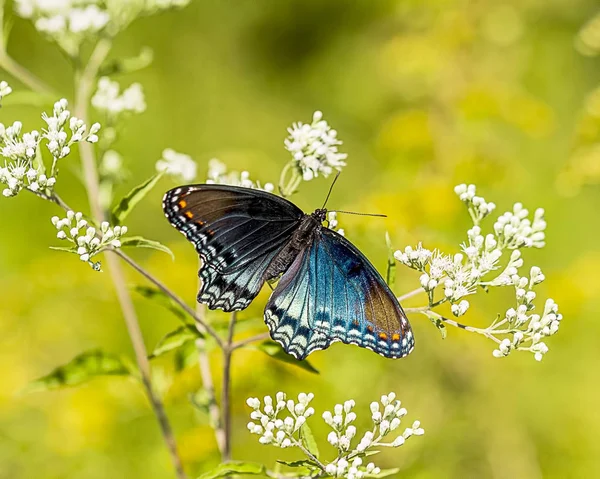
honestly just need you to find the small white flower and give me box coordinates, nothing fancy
[285,111,347,181]
[156,148,197,182]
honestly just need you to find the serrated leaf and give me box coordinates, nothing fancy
[120,236,174,259]
[385,231,396,287]
[257,341,319,374]
[372,468,401,478]
[26,350,131,392]
[197,461,268,479]
[111,173,162,224]
[133,285,188,322]
[149,325,202,359]
[300,423,320,460]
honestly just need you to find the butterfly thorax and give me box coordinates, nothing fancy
[264,210,325,280]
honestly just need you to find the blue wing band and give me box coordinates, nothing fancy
[265,227,414,359]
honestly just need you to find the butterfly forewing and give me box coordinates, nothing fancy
[163,185,303,311]
[265,227,414,359]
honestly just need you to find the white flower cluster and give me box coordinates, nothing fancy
[395,184,561,361]
[454,183,496,224]
[285,111,347,181]
[0,161,56,197]
[492,269,562,361]
[327,211,345,237]
[205,158,274,192]
[0,81,12,106]
[395,185,548,318]
[493,204,546,249]
[51,212,127,270]
[323,393,422,479]
[156,148,197,182]
[16,1,110,56]
[16,1,191,56]
[92,78,146,119]
[0,98,98,198]
[42,99,100,159]
[247,392,423,479]
[246,392,315,448]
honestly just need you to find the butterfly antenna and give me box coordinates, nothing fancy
[330,210,387,218]
[322,171,341,209]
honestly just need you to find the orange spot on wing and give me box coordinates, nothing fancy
[392,333,401,341]
[367,326,374,333]
[185,211,194,219]
[378,333,388,341]
[178,200,187,208]
[196,220,205,226]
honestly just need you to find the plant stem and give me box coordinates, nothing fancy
[114,250,224,349]
[194,262,225,457]
[231,332,270,351]
[73,39,186,479]
[422,310,502,344]
[221,312,237,461]
[397,287,425,302]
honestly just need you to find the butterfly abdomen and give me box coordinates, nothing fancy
[264,214,320,280]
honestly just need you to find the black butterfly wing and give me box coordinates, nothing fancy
[163,185,303,312]
[265,227,414,359]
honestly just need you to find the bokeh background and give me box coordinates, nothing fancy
[1,1,600,478]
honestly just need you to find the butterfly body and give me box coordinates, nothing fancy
[163,184,414,359]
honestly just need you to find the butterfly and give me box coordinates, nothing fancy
[162,184,414,360]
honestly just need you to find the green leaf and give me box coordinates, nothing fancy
[26,350,131,392]
[424,312,447,339]
[257,341,319,374]
[276,460,319,469]
[300,423,320,459]
[49,246,77,253]
[133,285,187,322]
[149,325,202,359]
[99,46,154,76]
[385,231,396,287]
[372,469,401,478]
[121,236,174,259]
[197,461,268,479]
[2,90,55,108]
[32,145,46,175]
[111,172,162,224]
[174,340,199,371]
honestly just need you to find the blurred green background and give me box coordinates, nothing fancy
[1,0,600,478]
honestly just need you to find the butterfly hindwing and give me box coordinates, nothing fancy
[163,185,303,312]
[265,227,414,359]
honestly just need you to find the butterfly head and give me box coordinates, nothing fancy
[311,208,327,224]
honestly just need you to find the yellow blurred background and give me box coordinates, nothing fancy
[1,1,599,478]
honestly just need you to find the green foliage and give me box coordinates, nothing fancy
[300,423,320,459]
[26,350,132,392]
[111,173,162,224]
[133,285,188,322]
[120,236,174,259]
[197,461,268,479]
[149,325,202,359]
[257,340,319,374]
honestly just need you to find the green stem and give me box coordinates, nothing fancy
[73,38,187,479]
[221,312,237,461]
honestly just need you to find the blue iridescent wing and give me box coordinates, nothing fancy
[163,185,303,311]
[265,227,414,359]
